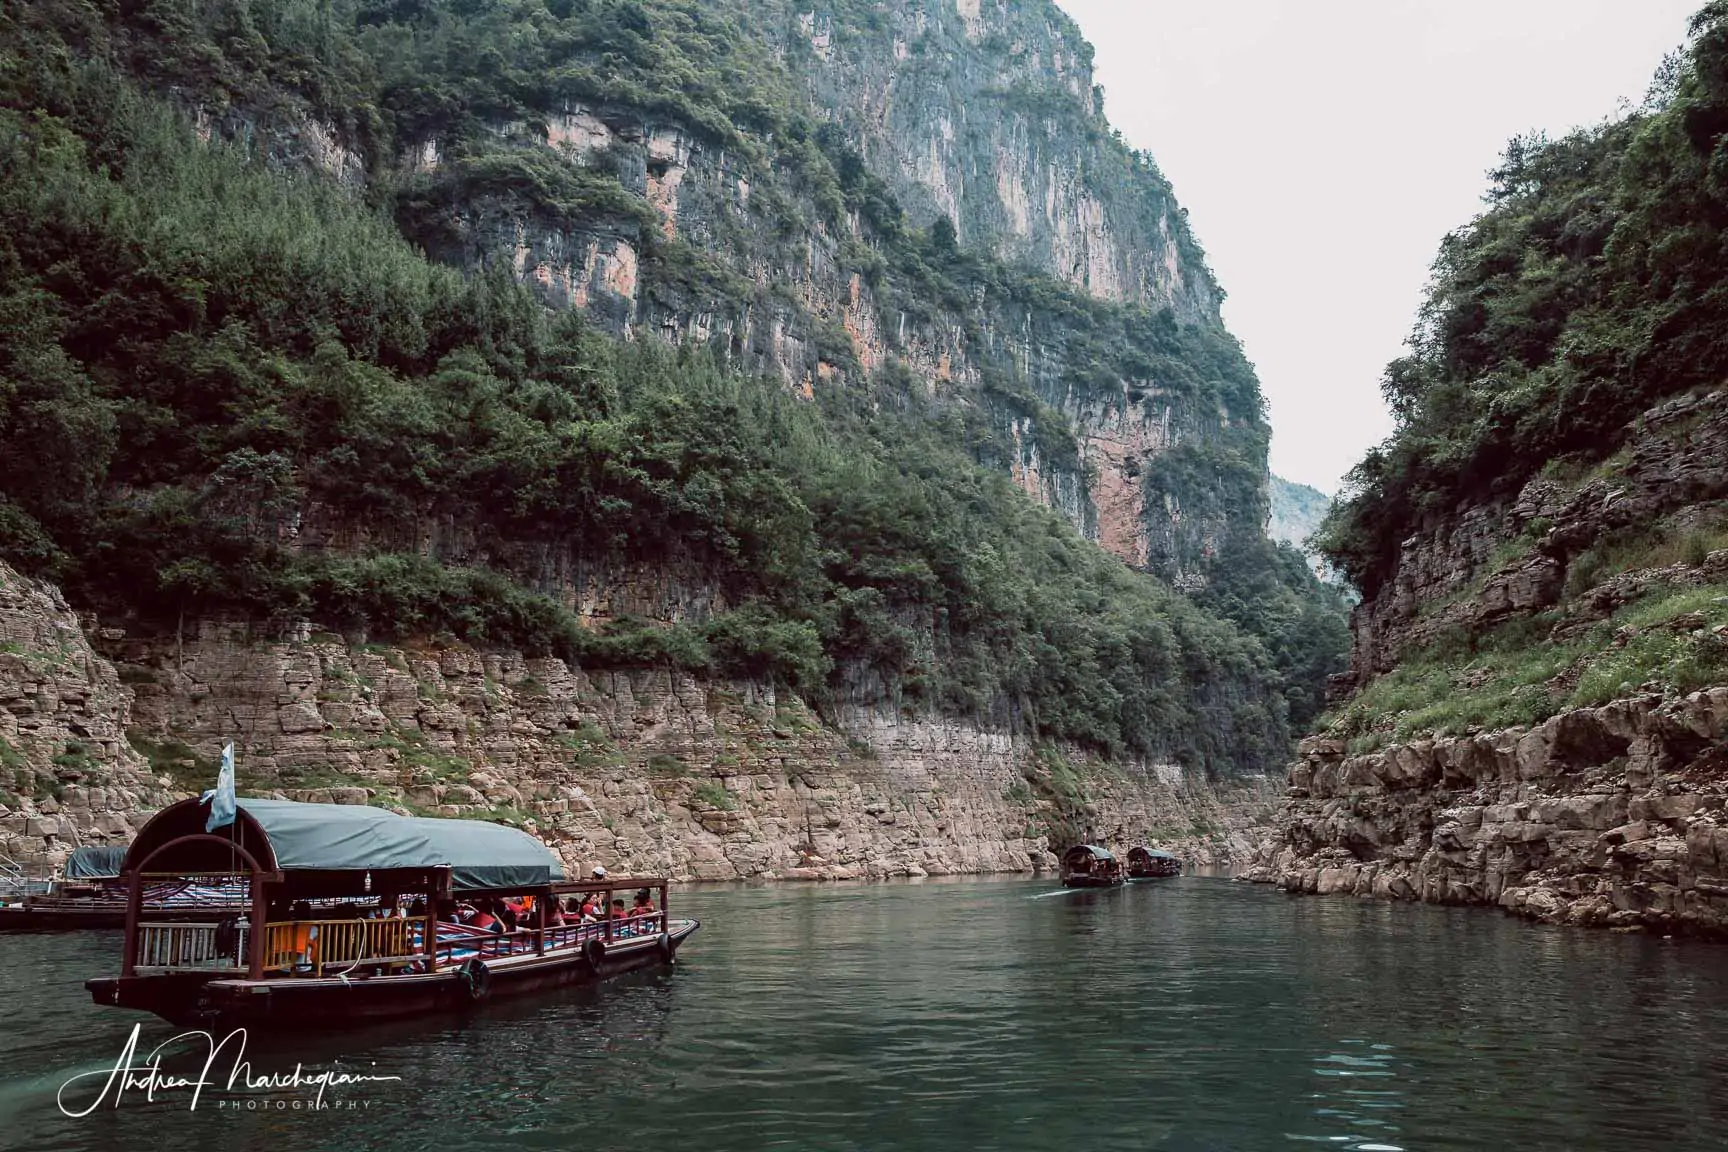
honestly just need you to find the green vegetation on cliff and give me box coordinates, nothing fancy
[1319,3,1728,596]
[0,0,1342,774]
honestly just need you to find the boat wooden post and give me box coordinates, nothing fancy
[247,870,267,978]
[423,868,446,970]
[121,869,141,977]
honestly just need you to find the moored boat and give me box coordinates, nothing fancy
[1126,846,1181,880]
[85,797,697,1028]
[0,845,250,931]
[1060,844,1126,888]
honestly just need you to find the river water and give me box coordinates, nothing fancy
[2,876,1726,1151]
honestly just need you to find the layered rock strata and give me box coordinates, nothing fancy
[0,568,174,867]
[1346,388,1728,684]
[1,559,1273,878]
[1251,691,1728,938]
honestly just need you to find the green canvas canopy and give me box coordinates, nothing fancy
[125,797,565,892]
[65,845,127,879]
[1063,844,1116,863]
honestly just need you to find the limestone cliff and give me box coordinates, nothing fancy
[0,559,1274,876]
[0,566,173,868]
[1252,691,1728,939]
[1254,387,1728,933]
[360,0,1267,584]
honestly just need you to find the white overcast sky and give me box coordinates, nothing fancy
[1056,0,1700,494]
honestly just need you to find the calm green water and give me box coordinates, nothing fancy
[2,876,1727,1151]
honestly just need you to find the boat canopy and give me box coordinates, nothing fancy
[65,845,127,879]
[123,797,565,892]
[1127,846,1176,862]
[1063,844,1117,864]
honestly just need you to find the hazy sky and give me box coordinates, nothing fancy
[1055,0,1700,494]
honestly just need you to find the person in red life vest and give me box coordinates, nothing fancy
[631,889,657,931]
[609,898,629,935]
[469,903,501,933]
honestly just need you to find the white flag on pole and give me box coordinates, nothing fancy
[203,742,236,833]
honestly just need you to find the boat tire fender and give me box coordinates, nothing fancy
[459,958,491,1001]
[584,937,606,969]
[657,932,674,964]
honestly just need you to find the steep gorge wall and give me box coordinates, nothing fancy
[364,0,1261,583]
[786,0,1214,317]
[0,561,1275,876]
[0,568,174,866]
[1340,388,1728,685]
[1255,388,1728,932]
[1250,691,1728,938]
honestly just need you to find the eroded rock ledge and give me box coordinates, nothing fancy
[0,560,1275,878]
[1247,689,1728,937]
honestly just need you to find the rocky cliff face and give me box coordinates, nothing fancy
[1343,389,1728,686]
[0,560,1274,876]
[0,567,173,868]
[1257,387,1728,932]
[1251,690,1728,938]
[372,0,1263,585]
[787,0,1215,318]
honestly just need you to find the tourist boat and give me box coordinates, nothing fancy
[0,845,250,931]
[1060,844,1126,888]
[84,797,699,1029]
[1126,846,1181,880]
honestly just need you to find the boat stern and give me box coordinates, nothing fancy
[86,973,220,1025]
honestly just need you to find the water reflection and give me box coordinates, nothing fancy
[3,878,1728,1151]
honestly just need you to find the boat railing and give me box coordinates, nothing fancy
[135,921,251,974]
[260,916,430,977]
[131,909,675,978]
[0,853,51,900]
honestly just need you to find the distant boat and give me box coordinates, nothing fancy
[0,845,248,931]
[1126,846,1181,880]
[1060,844,1126,888]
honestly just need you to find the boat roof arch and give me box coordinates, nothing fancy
[1063,844,1117,863]
[123,797,565,891]
[1127,846,1176,861]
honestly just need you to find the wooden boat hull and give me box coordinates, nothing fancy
[1126,873,1179,882]
[86,919,700,1029]
[0,904,126,931]
[1061,875,1125,888]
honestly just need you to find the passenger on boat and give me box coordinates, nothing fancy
[580,894,604,922]
[469,903,502,933]
[632,889,657,927]
[290,900,319,973]
[610,898,630,935]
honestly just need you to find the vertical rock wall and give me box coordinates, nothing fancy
[0,556,1278,876]
[0,566,173,869]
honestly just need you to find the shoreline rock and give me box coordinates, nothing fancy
[1245,689,1728,938]
[0,560,1275,880]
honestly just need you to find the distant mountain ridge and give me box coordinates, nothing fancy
[1267,476,1332,576]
